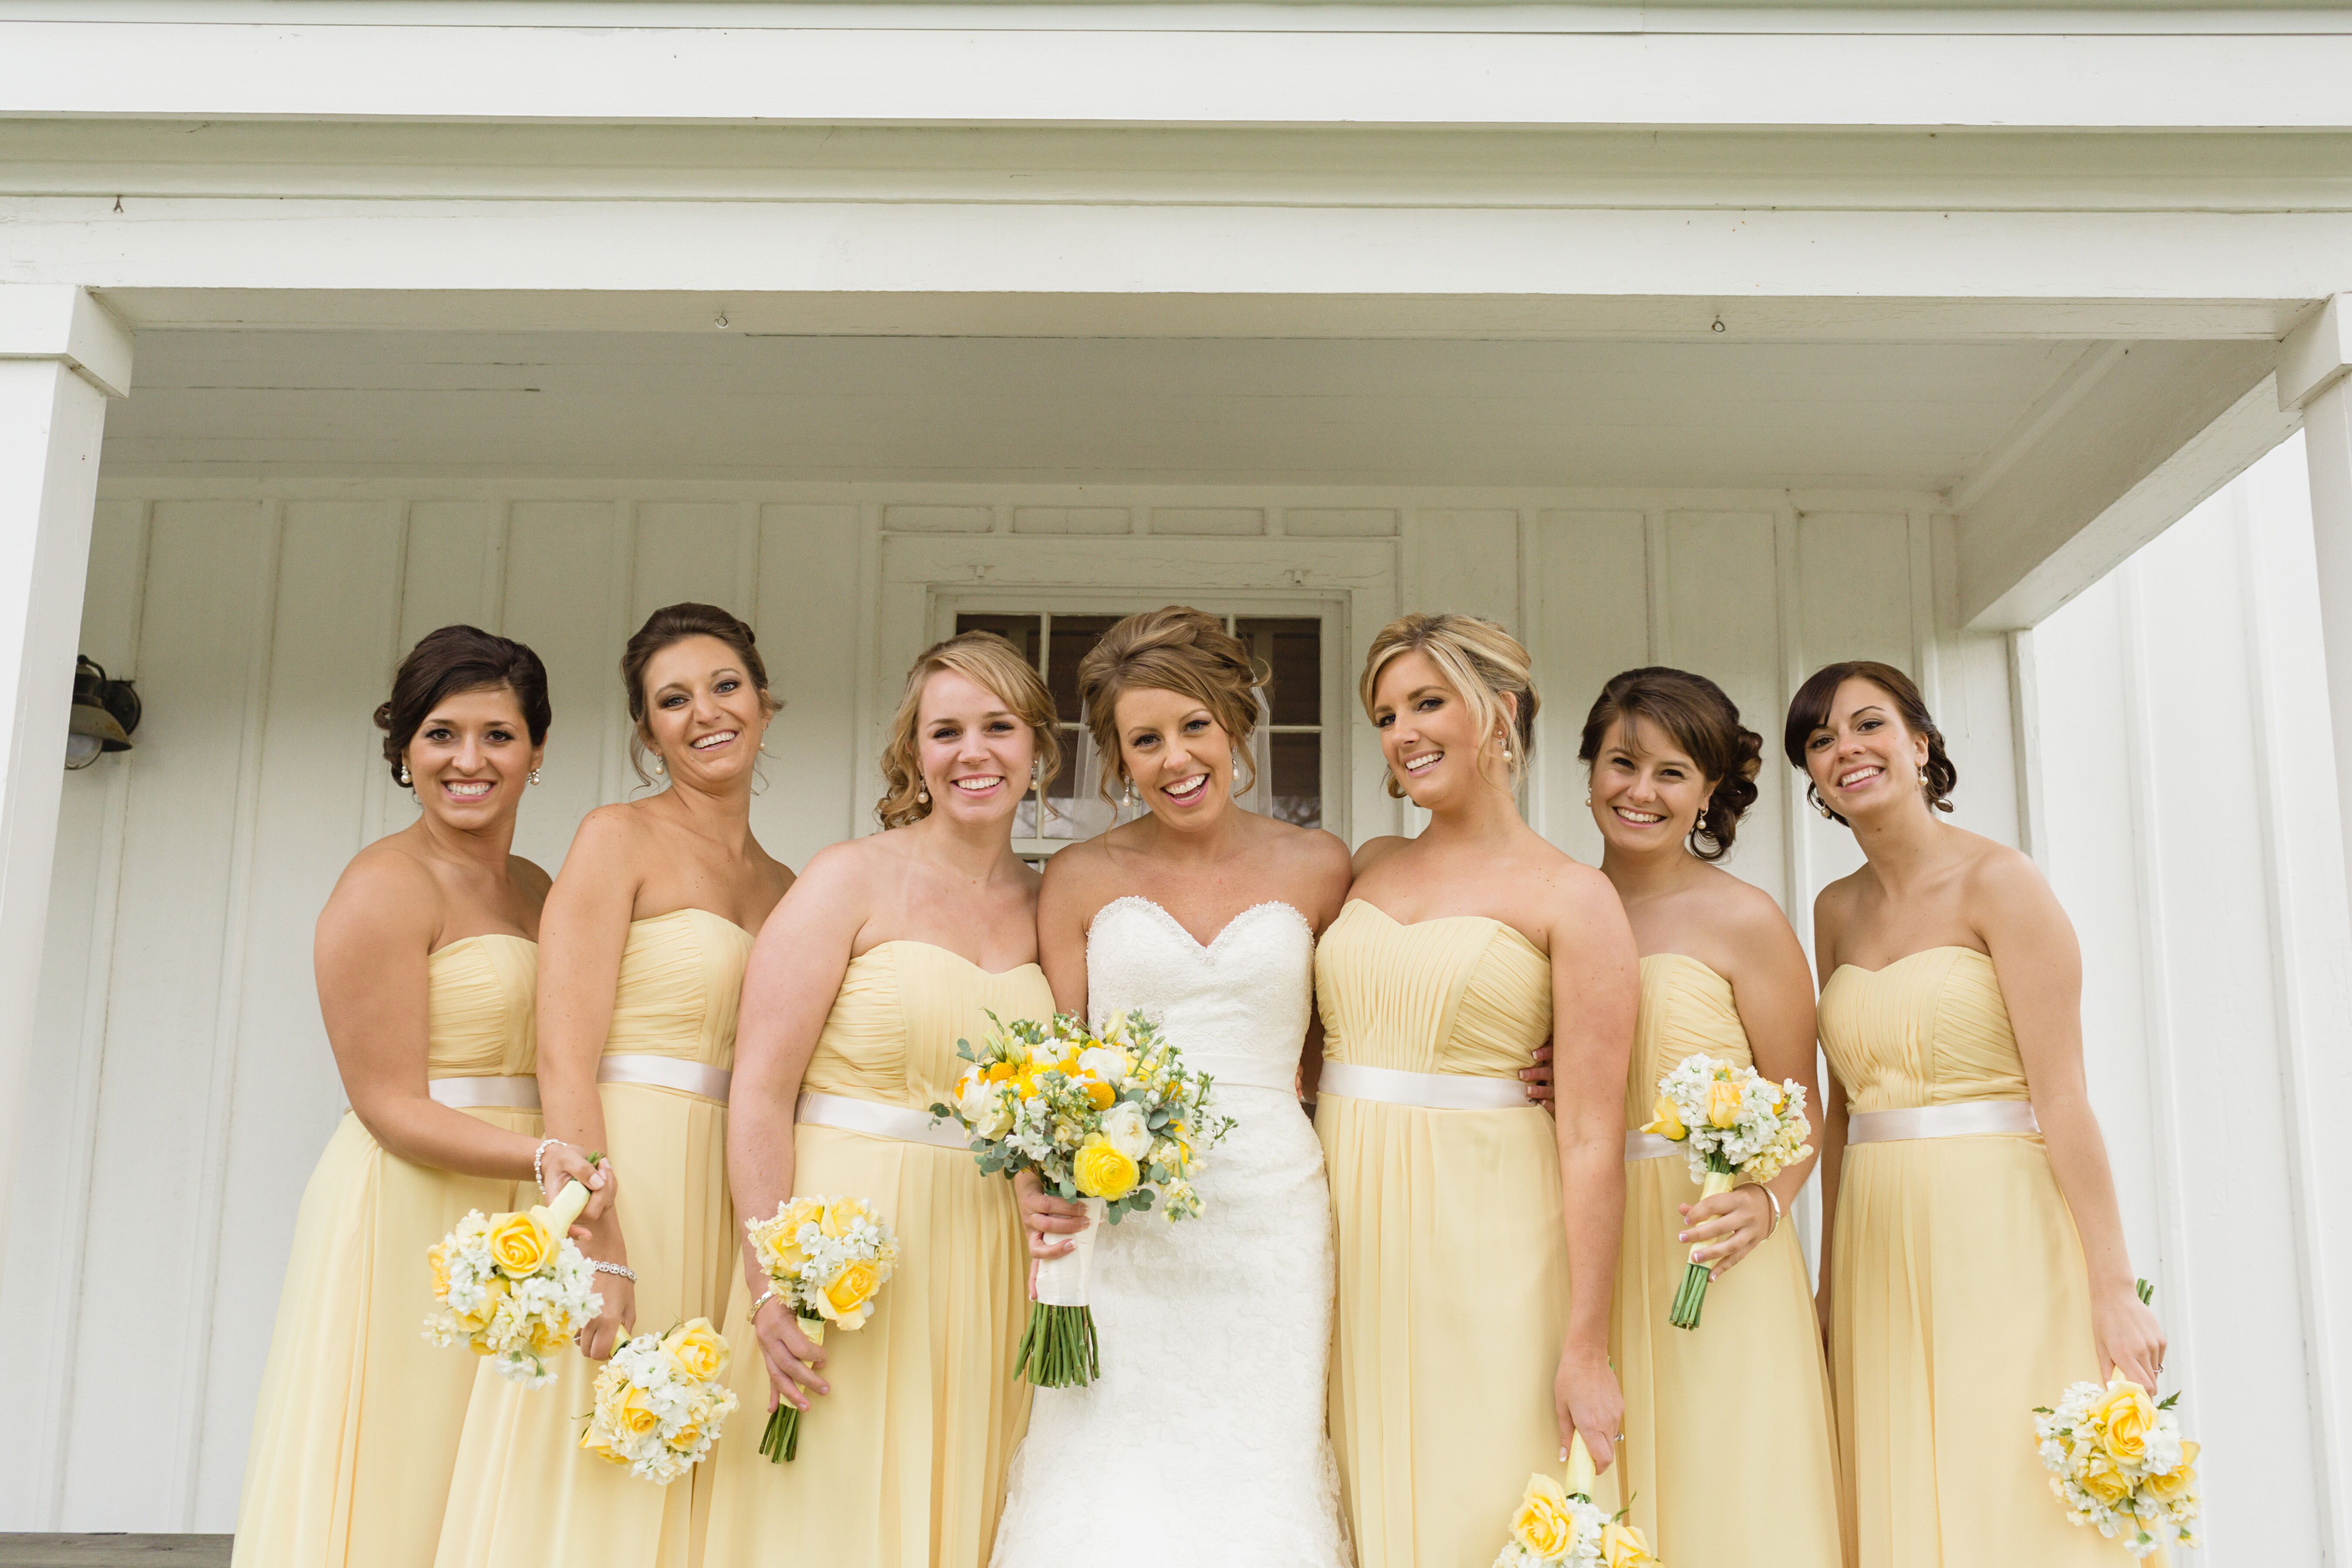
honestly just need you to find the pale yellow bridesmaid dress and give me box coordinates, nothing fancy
[1821,946,2114,1568]
[703,943,1048,1568]
[435,908,747,1568]
[233,935,539,1568]
[1611,953,1842,1565]
[1315,900,1618,1568]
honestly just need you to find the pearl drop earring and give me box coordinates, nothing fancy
[397,762,411,787]
[917,782,930,805]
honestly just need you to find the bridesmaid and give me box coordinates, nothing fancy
[235,626,605,1568]
[1316,612,1640,1568]
[703,632,1057,1568]
[436,603,791,1568]
[1793,659,2164,1567]
[1581,667,1842,1565]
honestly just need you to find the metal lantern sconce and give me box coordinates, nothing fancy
[65,656,140,770]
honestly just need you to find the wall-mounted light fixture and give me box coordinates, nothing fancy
[65,656,139,770]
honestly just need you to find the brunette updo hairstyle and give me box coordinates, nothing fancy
[875,631,1062,830]
[1076,607,1265,803]
[1577,667,1761,861]
[374,624,551,784]
[1781,659,1957,825]
[1358,612,1538,799]
[619,602,776,784]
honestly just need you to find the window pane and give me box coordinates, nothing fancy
[955,613,1041,668]
[1238,616,1322,727]
[1045,615,1122,725]
[1267,731,1321,828]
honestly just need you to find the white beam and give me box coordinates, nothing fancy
[0,284,129,1277]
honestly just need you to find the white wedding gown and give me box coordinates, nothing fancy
[991,896,1353,1567]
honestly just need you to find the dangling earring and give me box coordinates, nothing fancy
[528,767,542,786]
[1500,729,1513,762]
[651,754,666,777]
[1121,776,1139,809]
[397,762,411,787]
[1031,760,1044,788]
[917,782,930,805]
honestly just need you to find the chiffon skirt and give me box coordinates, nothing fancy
[1612,1156,1842,1566]
[232,1107,536,1568]
[1317,1097,1619,1568]
[1832,1132,2119,1568]
[434,1082,733,1568]
[703,1124,1031,1568]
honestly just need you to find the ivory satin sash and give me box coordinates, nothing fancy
[598,1053,732,1105]
[1316,1059,1531,1112]
[1845,1100,2039,1144]
[1185,1052,1301,1093]
[795,1091,970,1152]
[1624,1131,1680,1161]
[428,1075,541,1111]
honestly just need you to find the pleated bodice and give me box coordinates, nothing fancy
[801,941,1054,1112]
[425,934,537,1079]
[604,907,751,1067]
[1818,945,2029,1112]
[1316,899,1550,1078]
[1622,953,1749,1123]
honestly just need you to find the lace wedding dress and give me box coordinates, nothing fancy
[990,897,1353,1567]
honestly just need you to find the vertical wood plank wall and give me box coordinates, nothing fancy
[2,478,2008,1530]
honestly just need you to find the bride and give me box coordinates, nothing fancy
[990,606,1355,1567]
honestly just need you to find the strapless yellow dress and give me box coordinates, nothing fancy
[1315,900,1616,1568]
[232,935,539,1568]
[1611,953,1842,1565]
[703,943,1050,1568]
[1821,946,2112,1568]
[435,909,748,1568]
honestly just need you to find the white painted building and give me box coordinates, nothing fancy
[1,3,2349,1559]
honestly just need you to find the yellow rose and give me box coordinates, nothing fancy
[821,1197,873,1239]
[1640,1096,1687,1142]
[1601,1519,1658,1568]
[2080,1455,2132,1508]
[528,1318,572,1356]
[670,1424,702,1450]
[456,1275,509,1332]
[822,1259,883,1321]
[778,1196,825,1233]
[486,1210,554,1278]
[1073,1137,1140,1201]
[1705,1076,1743,1130]
[2091,1379,2158,1465]
[663,1318,730,1382]
[621,1386,663,1437]
[1511,1474,1578,1559]
[427,1240,453,1300]
[2145,1442,2199,1503]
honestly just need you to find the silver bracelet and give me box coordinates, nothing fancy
[591,1259,637,1282]
[1760,1184,1784,1236]
[749,1287,781,1321]
[532,1137,561,1199]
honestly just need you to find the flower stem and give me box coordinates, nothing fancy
[1669,1261,1712,1330]
[760,1402,802,1463]
[1015,1303,1100,1387]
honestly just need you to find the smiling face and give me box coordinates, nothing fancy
[913,668,1036,829]
[1803,676,1932,823]
[639,633,771,790]
[1112,685,1237,829]
[1370,649,1514,810]
[404,684,541,834]
[1588,716,1713,857]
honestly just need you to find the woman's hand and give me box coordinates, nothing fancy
[752,1294,830,1413]
[1521,1041,1555,1111]
[1554,1342,1626,1474]
[1678,1184,1774,1280]
[580,1272,635,1360]
[2092,1283,2166,1390]
[1016,1169,1088,1261]
[538,1143,615,1223]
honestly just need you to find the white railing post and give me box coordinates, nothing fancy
[0,286,132,1274]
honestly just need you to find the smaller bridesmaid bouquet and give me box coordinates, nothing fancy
[1643,1054,1811,1331]
[422,1178,602,1387]
[1491,1435,1658,1568]
[931,1009,1231,1389]
[580,1319,740,1484]
[2032,1294,2200,1558]
[744,1194,900,1462]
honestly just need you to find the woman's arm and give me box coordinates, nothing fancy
[535,807,645,1356]
[1547,866,1640,1471]
[1016,848,1099,1263]
[1678,890,1822,1279]
[1807,886,1847,1342]
[1975,850,2165,1387]
[728,845,865,1416]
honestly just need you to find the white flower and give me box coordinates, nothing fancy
[1101,1100,1152,1160]
[957,1075,1013,1139]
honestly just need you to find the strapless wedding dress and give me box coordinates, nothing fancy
[990,897,1352,1567]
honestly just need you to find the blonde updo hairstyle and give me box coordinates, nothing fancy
[1359,612,1538,799]
[1075,607,1265,804]
[875,631,1062,830]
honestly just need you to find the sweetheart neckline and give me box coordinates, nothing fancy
[1089,894,1314,954]
[1828,944,1991,980]
[854,939,1047,980]
[1337,898,1545,959]
[428,931,537,961]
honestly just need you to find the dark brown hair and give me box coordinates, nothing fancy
[1578,667,1761,861]
[375,625,551,784]
[1782,659,1957,825]
[1076,607,1264,803]
[620,602,775,784]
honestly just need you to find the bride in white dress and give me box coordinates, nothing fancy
[991,608,1356,1568]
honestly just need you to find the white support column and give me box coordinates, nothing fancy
[0,286,131,1271]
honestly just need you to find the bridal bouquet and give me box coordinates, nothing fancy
[931,1008,1232,1388]
[744,1194,900,1462]
[422,1178,601,1387]
[2031,1287,2200,1558]
[1641,1053,1811,1330]
[1491,1435,1657,1568]
[579,1318,740,1484]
